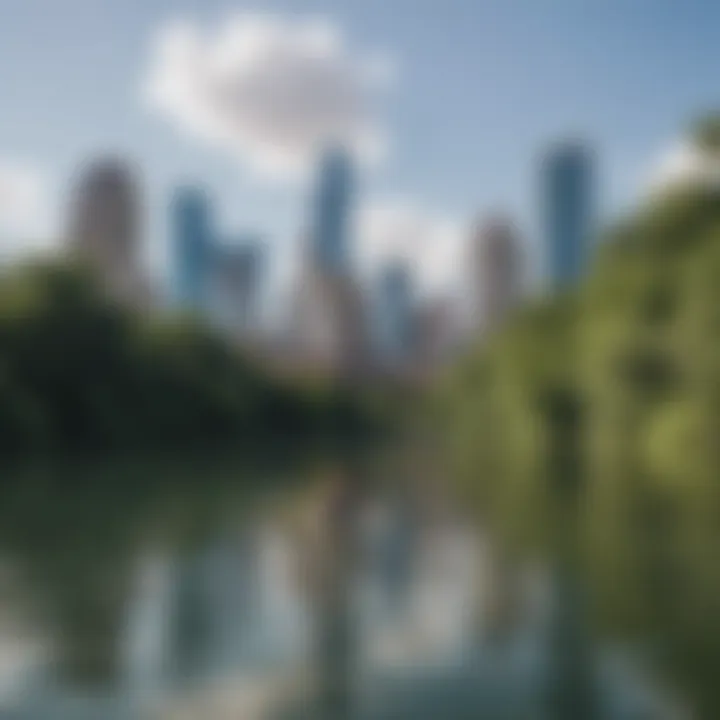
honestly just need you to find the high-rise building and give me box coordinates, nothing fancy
[67,157,147,306]
[289,252,369,379]
[542,142,594,288]
[284,147,366,378]
[172,186,213,312]
[210,238,263,341]
[472,215,522,334]
[375,263,414,367]
[414,298,457,374]
[311,147,354,274]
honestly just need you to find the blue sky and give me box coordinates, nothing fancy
[0,0,718,295]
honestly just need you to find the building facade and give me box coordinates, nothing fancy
[289,254,369,379]
[210,239,263,342]
[67,157,147,306]
[542,142,594,288]
[311,148,354,274]
[284,147,368,378]
[172,186,213,313]
[375,263,414,368]
[472,215,522,334]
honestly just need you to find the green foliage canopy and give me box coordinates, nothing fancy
[442,160,720,716]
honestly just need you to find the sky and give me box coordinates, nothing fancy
[0,0,718,300]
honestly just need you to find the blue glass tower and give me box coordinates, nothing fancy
[172,186,213,311]
[211,236,264,334]
[311,147,354,273]
[542,142,594,288]
[376,263,413,364]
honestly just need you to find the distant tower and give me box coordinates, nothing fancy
[311,148,354,274]
[172,186,214,312]
[376,263,414,367]
[542,142,594,288]
[290,229,369,380]
[414,298,457,373]
[288,147,366,378]
[210,238,263,341]
[472,215,522,334]
[67,157,146,306]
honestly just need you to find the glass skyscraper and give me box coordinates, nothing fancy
[376,263,413,365]
[211,238,263,336]
[172,186,213,311]
[542,142,594,288]
[311,147,354,273]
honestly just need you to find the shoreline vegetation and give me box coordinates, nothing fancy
[0,260,392,463]
[443,122,720,717]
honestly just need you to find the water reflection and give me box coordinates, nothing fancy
[0,454,685,719]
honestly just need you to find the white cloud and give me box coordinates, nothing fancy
[357,199,466,297]
[143,13,394,181]
[0,162,55,261]
[646,139,720,195]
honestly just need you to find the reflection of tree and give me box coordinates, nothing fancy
[310,465,364,720]
[541,388,598,720]
[0,455,302,688]
[0,466,141,684]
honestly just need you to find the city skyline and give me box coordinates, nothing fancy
[1,0,719,301]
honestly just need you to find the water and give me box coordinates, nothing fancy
[0,453,683,719]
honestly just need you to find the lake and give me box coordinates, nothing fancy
[0,449,684,719]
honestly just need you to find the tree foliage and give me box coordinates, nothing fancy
[443,143,720,716]
[0,261,381,458]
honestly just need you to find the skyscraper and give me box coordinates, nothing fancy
[210,238,263,341]
[172,186,213,312]
[542,142,594,288]
[376,263,413,367]
[414,298,457,374]
[67,156,147,306]
[290,253,369,379]
[311,147,354,273]
[286,147,367,377]
[472,215,522,334]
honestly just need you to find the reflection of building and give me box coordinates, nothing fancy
[67,157,148,306]
[172,186,213,312]
[375,263,414,368]
[472,215,522,334]
[542,142,594,288]
[210,239,263,342]
[311,148,354,274]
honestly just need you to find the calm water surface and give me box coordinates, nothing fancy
[0,451,682,719]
